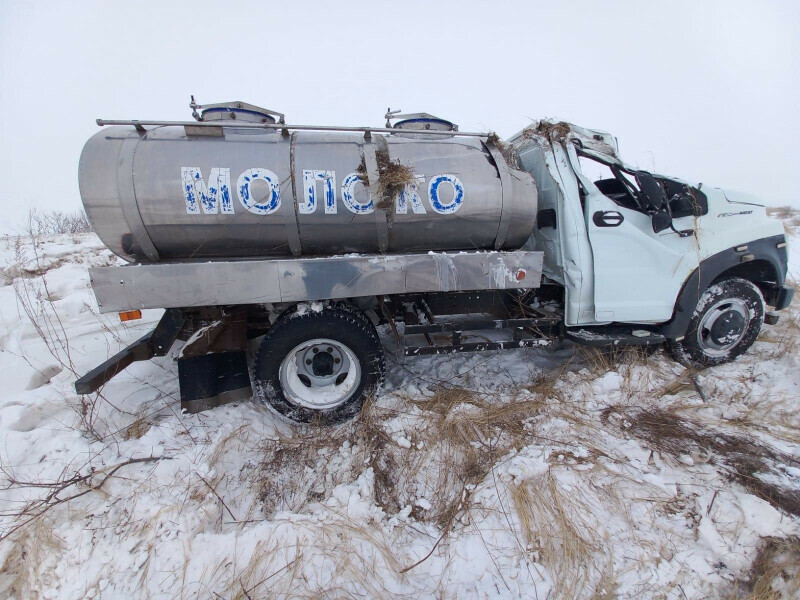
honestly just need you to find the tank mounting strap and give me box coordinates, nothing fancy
[362,142,389,252]
[117,135,160,261]
[285,132,303,256]
[483,139,513,250]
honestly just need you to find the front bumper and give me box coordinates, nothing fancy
[774,284,795,311]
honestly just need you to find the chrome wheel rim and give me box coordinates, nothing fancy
[696,298,750,357]
[279,338,361,410]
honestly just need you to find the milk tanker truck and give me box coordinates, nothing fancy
[74,100,794,423]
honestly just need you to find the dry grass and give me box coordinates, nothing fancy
[122,410,153,440]
[356,150,416,211]
[729,536,800,599]
[522,120,572,142]
[487,132,520,168]
[0,518,64,599]
[510,472,612,600]
[766,206,800,234]
[251,383,547,533]
[614,407,800,517]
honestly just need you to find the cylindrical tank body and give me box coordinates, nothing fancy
[79,125,537,262]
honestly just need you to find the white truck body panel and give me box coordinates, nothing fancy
[511,121,786,326]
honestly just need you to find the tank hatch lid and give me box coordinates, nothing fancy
[190,97,285,124]
[385,109,458,132]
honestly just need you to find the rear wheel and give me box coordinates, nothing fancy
[253,305,385,424]
[669,277,764,367]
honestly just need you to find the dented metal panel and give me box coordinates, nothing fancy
[507,120,620,159]
[89,251,544,313]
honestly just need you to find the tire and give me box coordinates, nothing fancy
[669,277,764,367]
[253,305,385,424]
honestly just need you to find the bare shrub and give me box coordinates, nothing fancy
[11,237,75,375]
[8,216,118,439]
[26,208,93,236]
[0,456,161,541]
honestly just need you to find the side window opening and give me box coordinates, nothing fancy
[576,154,643,212]
[577,151,708,218]
[659,178,708,217]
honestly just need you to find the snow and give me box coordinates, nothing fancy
[0,221,797,599]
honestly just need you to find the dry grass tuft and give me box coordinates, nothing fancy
[257,428,348,515]
[251,384,546,531]
[406,387,544,525]
[766,206,800,234]
[356,150,416,211]
[578,346,656,372]
[0,518,64,599]
[510,472,608,600]
[616,407,800,517]
[487,132,520,168]
[766,206,797,220]
[122,412,152,440]
[522,120,572,142]
[729,536,800,599]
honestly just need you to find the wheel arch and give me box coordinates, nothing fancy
[660,235,786,339]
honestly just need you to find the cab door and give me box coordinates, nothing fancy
[567,146,699,324]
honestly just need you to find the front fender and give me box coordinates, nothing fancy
[660,234,788,339]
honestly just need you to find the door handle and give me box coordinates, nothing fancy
[593,210,624,227]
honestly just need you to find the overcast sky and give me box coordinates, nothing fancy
[1,0,798,233]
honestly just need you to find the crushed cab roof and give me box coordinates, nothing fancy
[507,120,620,159]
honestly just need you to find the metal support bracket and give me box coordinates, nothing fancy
[74,309,186,394]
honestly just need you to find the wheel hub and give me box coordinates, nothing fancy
[279,338,361,410]
[311,351,334,377]
[708,310,746,346]
[696,298,751,357]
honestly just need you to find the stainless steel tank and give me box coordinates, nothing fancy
[79,104,537,262]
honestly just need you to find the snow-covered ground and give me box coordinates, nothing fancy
[0,215,798,600]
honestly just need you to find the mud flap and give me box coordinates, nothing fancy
[178,351,252,414]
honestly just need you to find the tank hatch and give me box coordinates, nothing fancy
[385,109,458,132]
[190,97,285,124]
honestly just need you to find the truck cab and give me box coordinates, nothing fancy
[510,121,792,364]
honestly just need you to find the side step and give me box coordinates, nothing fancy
[565,326,665,348]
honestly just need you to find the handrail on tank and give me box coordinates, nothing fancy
[95,119,491,138]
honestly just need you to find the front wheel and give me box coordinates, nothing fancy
[669,277,764,367]
[253,305,385,424]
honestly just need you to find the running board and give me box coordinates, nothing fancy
[565,327,665,348]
